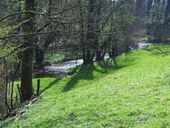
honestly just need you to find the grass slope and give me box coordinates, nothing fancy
[1,44,170,128]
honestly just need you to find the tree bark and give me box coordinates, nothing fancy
[35,46,44,67]
[21,0,35,102]
[0,64,5,117]
[165,0,170,23]
[83,0,96,64]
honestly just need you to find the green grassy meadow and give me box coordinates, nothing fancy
[1,44,170,128]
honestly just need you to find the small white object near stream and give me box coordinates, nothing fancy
[137,42,150,49]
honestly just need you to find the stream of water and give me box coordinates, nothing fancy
[36,42,150,77]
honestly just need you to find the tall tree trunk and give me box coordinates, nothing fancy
[21,0,35,102]
[35,0,53,67]
[163,0,170,41]
[0,64,5,117]
[147,0,153,36]
[95,0,104,61]
[96,51,102,61]
[78,0,86,63]
[165,0,170,23]
[83,0,96,64]
[35,46,44,67]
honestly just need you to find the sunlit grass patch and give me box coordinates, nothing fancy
[1,44,170,128]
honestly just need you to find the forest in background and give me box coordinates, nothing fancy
[0,0,170,122]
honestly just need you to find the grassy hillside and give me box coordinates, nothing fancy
[1,44,170,128]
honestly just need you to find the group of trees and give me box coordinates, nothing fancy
[148,0,170,42]
[0,0,170,119]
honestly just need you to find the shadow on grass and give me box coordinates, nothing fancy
[62,52,141,92]
[0,52,140,127]
[62,61,125,92]
[41,78,62,93]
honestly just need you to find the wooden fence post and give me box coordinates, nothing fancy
[17,84,21,102]
[37,79,40,96]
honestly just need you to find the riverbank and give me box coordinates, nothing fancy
[34,42,150,78]
[1,44,170,128]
